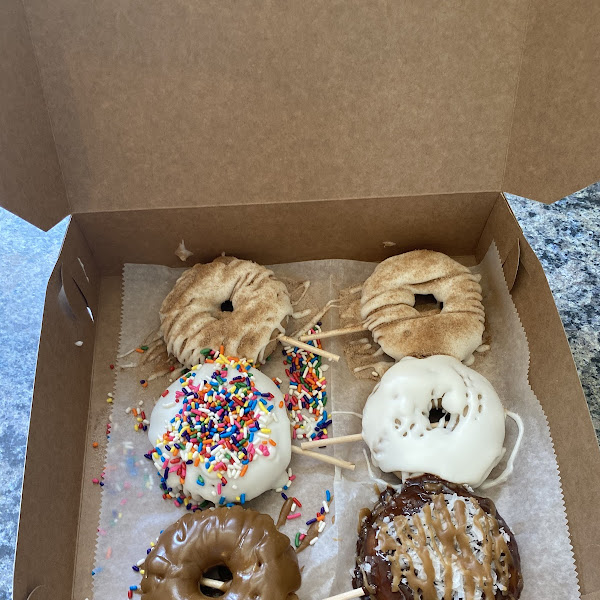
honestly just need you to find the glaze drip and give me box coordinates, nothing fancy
[376,494,513,600]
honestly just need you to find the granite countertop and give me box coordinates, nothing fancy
[0,187,599,598]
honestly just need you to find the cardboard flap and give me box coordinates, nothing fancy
[504,0,600,202]
[20,0,533,214]
[0,0,69,230]
[6,1,599,218]
[501,239,521,292]
[13,220,97,600]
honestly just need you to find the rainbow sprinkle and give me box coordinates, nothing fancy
[145,351,278,507]
[125,405,149,433]
[279,488,334,551]
[282,323,329,441]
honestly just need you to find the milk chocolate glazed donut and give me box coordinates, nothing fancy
[141,506,301,600]
[354,475,522,600]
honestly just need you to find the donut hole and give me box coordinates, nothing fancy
[428,406,451,425]
[413,294,443,314]
[427,404,463,431]
[220,299,234,312]
[199,564,233,597]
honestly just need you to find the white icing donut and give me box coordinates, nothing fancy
[147,357,291,506]
[362,355,506,488]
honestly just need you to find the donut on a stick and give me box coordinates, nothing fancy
[141,506,301,599]
[301,356,523,490]
[301,250,488,369]
[147,352,353,507]
[354,475,523,600]
[160,256,294,367]
[147,355,293,506]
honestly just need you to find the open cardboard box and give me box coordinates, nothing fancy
[2,1,600,599]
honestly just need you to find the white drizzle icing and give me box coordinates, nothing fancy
[362,355,509,488]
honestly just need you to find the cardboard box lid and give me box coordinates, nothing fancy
[1,0,599,230]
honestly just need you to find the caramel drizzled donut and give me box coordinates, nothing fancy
[354,475,522,600]
[141,506,301,600]
[160,256,293,367]
[361,250,485,364]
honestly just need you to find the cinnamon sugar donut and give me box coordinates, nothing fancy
[354,475,523,600]
[361,250,485,364]
[141,506,301,600]
[160,257,293,366]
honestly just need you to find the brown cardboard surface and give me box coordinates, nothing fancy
[19,1,529,215]
[4,1,600,594]
[478,194,600,595]
[0,0,68,231]
[504,0,600,202]
[74,192,499,275]
[13,221,98,600]
[13,192,600,600]
[73,275,122,600]
[3,1,600,229]
[512,242,600,596]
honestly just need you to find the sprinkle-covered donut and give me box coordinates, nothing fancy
[361,250,485,364]
[362,356,508,488]
[160,256,293,367]
[141,506,301,600]
[354,475,523,600]
[147,354,291,507]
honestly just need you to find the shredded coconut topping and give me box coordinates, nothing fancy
[375,494,513,600]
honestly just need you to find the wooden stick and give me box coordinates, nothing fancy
[299,325,367,342]
[301,433,363,450]
[291,445,355,470]
[322,588,365,600]
[199,577,230,591]
[278,335,340,362]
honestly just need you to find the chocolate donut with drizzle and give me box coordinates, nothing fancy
[354,474,522,600]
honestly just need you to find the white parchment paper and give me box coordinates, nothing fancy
[93,245,579,600]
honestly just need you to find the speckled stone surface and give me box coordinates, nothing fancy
[0,187,599,599]
[506,185,600,438]
[0,210,69,600]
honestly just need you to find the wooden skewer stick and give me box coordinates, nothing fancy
[299,325,367,342]
[278,335,340,362]
[199,577,231,591]
[291,445,355,470]
[301,433,364,450]
[322,588,365,600]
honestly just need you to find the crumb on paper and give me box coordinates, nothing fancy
[382,241,396,247]
[174,240,194,262]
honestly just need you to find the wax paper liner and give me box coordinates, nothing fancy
[92,244,579,600]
